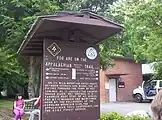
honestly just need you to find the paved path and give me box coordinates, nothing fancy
[100,102,152,115]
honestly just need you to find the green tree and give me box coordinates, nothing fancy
[104,0,162,77]
[63,0,117,15]
[0,0,60,97]
[108,0,162,61]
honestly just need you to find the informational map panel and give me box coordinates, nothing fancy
[42,40,100,120]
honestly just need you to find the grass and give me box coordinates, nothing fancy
[0,99,13,110]
[0,99,29,120]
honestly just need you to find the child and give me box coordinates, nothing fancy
[29,96,41,120]
[151,89,162,120]
[34,95,41,109]
[13,94,24,120]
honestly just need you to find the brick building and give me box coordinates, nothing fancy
[100,56,143,102]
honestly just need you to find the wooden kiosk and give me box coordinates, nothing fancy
[18,11,122,120]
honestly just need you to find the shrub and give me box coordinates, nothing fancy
[100,112,151,120]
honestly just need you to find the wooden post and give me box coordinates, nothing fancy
[38,65,41,93]
[28,56,35,99]
[34,57,42,96]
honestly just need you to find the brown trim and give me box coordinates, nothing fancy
[106,73,128,76]
[108,76,120,79]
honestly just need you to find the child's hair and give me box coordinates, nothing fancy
[151,90,162,120]
[15,93,23,101]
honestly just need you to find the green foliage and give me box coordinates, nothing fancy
[0,50,28,92]
[0,0,60,92]
[100,112,151,120]
[153,62,162,79]
[100,0,162,74]
[101,112,125,120]
[63,0,117,15]
[107,0,162,62]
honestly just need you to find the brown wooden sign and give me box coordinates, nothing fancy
[42,40,100,120]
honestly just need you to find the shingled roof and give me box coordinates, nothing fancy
[18,10,123,56]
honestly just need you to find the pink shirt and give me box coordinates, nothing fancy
[15,99,24,109]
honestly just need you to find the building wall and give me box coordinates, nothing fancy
[100,70,107,103]
[100,58,143,102]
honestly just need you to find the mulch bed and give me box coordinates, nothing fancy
[0,109,29,120]
[0,109,13,120]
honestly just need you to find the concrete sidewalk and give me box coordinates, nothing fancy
[100,102,152,115]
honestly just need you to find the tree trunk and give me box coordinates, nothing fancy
[34,57,42,96]
[28,56,35,99]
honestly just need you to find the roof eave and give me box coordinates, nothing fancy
[17,11,123,55]
[17,17,42,54]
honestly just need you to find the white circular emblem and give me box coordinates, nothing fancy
[86,47,97,60]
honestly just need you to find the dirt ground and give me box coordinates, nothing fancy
[0,109,13,120]
[0,109,29,120]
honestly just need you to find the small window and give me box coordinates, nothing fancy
[159,81,162,87]
[152,81,156,86]
[151,81,157,89]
